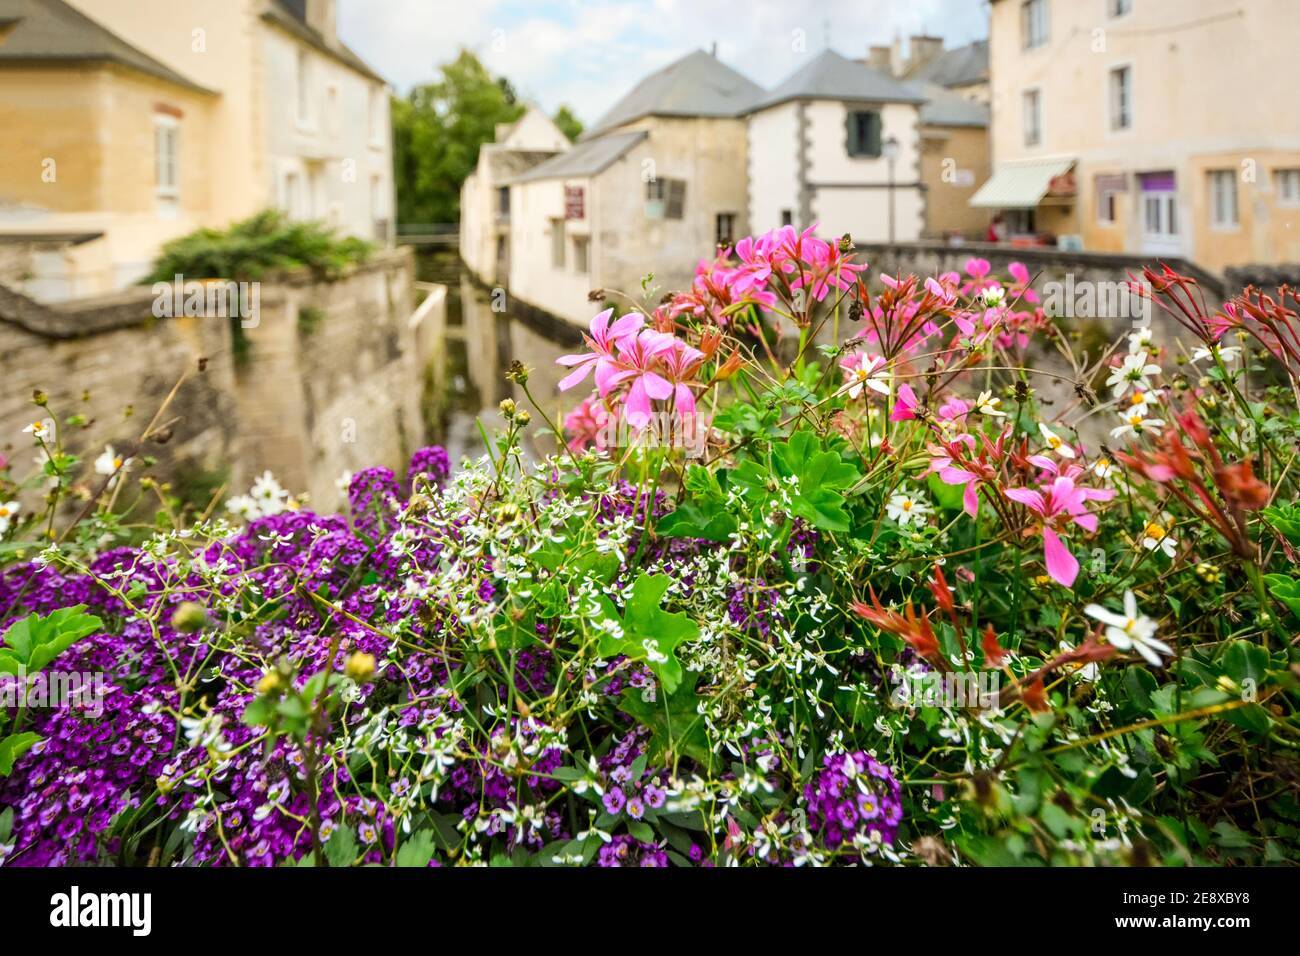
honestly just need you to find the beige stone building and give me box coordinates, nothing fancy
[0,0,393,301]
[504,50,761,326]
[459,106,570,286]
[976,0,1300,272]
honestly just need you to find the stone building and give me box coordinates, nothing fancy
[459,106,571,287]
[975,0,1300,270]
[746,49,926,244]
[504,49,761,325]
[0,0,394,301]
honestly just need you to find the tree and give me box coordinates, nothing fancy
[552,105,584,143]
[392,49,523,225]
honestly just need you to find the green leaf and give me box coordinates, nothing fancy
[732,431,861,533]
[0,732,41,776]
[1264,574,1300,621]
[325,825,357,867]
[0,606,102,675]
[656,501,737,542]
[595,573,699,694]
[619,673,713,771]
[396,829,437,867]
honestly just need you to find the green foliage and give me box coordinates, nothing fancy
[731,430,861,533]
[0,606,102,676]
[143,209,373,284]
[593,572,699,694]
[552,104,584,142]
[392,50,523,224]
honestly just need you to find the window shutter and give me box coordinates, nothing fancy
[667,179,686,220]
[845,111,858,155]
[867,112,882,158]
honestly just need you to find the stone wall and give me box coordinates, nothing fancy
[0,248,442,514]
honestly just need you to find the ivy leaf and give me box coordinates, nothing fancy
[396,829,437,867]
[732,431,860,533]
[618,673,713,771]
[595,573,699,694]
[1264,574,1300,621]
[0,732,41,776]
[0,606,102,676]
[657,500,737,542]
[324,825,357,868]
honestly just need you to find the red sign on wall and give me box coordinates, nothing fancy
[564,185,585,220]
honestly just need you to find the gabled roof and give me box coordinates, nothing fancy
[0,0,214,93]
[510,130,647,185]
[263,0,386,85]
[904,39,989,89]
[751,48,925,112]
[584,49,763,138]
[918,83,989,128]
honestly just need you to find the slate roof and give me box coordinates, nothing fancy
[510,130,648,184]
[0,0,214,92]
[583,49,763,137]
[904,39,989,89]
[750,48,925,112]
[264,0,386,84]
[918,83,989,127]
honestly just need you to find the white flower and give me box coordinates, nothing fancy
[1084,590,1172,667]
[0,500,19,534]
[94,445,131,478]
[1110,409,1166,440]
[1140,513,1178,558]
[335,470,354,495]
[981,283,1006,308]
[841,355,891,400]
[1058,641,1100,682]
[974,390,1006,418]
[886,490,931,526]
[1038,422,1075,458]
[22,419,52,441]
[1090,457,1117,481]
[225,495,261,520]
[1191,343,1241,364]
[1106,351,1162,398]
[1127,327,1154,352]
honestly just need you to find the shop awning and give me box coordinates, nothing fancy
[970,158,1077,209]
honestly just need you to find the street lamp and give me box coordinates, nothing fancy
[882,135,900,245]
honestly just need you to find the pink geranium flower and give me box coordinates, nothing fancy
[1003,474,1115,587]
[556,308,645,392]
[603,329,678,428]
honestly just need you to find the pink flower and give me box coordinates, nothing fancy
[891,383,920,422]
[660,341,705,421]
[964,258,991,281]
[1003,475,1114,587]
[556,308,645,392]
[564,396,611,451]
[604,330,677,428]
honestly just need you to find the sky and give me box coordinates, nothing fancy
[337,0,989,124]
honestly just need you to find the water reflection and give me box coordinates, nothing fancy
[417,251,582,464]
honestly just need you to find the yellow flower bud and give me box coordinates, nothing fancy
[345,651,377,683]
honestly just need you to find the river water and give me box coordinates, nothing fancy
[416,250,582,465]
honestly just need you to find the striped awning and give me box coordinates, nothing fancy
[970,158,1077,209]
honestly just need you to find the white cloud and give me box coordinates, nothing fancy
[338,0,988,122]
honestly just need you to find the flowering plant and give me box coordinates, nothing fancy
[1,230,1298,867]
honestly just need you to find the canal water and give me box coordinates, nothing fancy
[416,250,582,465]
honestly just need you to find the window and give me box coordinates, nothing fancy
[1109,66,1132,130]
[1021,0,1049,49]
[296,49,312,125]
[646,178,686,220]
[781,209,794,227]
[1275,168,1300,206]
[282,171,300,218]
[847,110,882,157]
[1095,173,1126,224]
[716,213,736,248]
[572,236,589,274]
[153,115,179,199]
[1110,0,1133,16]
[1023,89,1042,147]
[497,186,510,220]
[550,219,566,269]
[1209,170,1239,229]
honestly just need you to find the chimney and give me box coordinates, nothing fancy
[305,0,337,43]
[866,45,894,74]
[908,35,944,72]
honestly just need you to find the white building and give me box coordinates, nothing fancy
[746,49,926,243]
[460,106,571,286]
[503,49,762,326]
